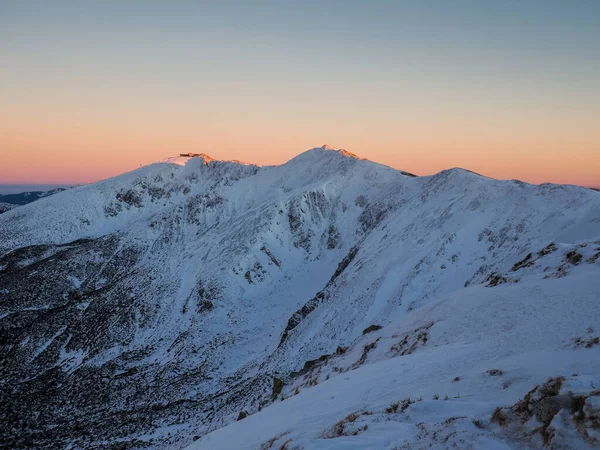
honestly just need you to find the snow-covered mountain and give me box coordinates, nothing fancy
[1,146,599,449]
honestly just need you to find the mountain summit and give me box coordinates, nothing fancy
[1,147,599,449]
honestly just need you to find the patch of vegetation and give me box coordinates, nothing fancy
[400,397,419,412]
[491,407,509,427]
[261,432,291,449]
[570,336,600,349]
[390,322,433,356]
[386,397,420,414]
[386,402,400,413]
[352,339,379,369]
[539,376,565,397]
[321,412,364,439]
[471,419,485,429]
[586,337,600,348]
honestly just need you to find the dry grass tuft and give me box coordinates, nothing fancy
[261,432,290,450]
[471,419,485,429]
[491,407,509,427]
[386,402,400,413]
[321,412,363,439]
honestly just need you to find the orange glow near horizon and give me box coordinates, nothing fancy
[1,98,599,187]
[1,3,599,188]
[2,73,599,187]
[1,125,599,188]
[1,87,599,187]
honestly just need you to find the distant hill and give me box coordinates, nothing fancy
[0,188,71,214]
[0,187,67,206]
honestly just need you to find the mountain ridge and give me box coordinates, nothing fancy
[1,146,599,449]
[1,145,594,255]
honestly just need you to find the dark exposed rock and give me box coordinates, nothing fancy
[486,272,508,287]
[510,253,533,271]
[362,324,383,335]
[328,246,359,286]
[566,250,582,265]
[272,378,285,400]
[116,189,143,208]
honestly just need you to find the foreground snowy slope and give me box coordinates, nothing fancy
[191,261,600,450]
[1,146,599,448]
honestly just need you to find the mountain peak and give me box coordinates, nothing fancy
[286,145,364,166]
[178,152,214,162]
[164,152,216,167]
[319,145,361,159]
[166,146,362,170]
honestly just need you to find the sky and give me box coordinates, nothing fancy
[0,0,599,187]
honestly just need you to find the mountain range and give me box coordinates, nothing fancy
[1,146,599,449]
[0,187,67,206]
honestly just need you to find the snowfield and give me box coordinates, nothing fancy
[191,269,600,450]
[0,146,599,449]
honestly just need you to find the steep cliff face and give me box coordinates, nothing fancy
[1,147,599,449]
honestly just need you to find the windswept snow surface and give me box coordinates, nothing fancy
[0,146,599,449]
[191,269,600,450]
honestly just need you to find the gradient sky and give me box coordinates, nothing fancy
[1,0,599,187]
